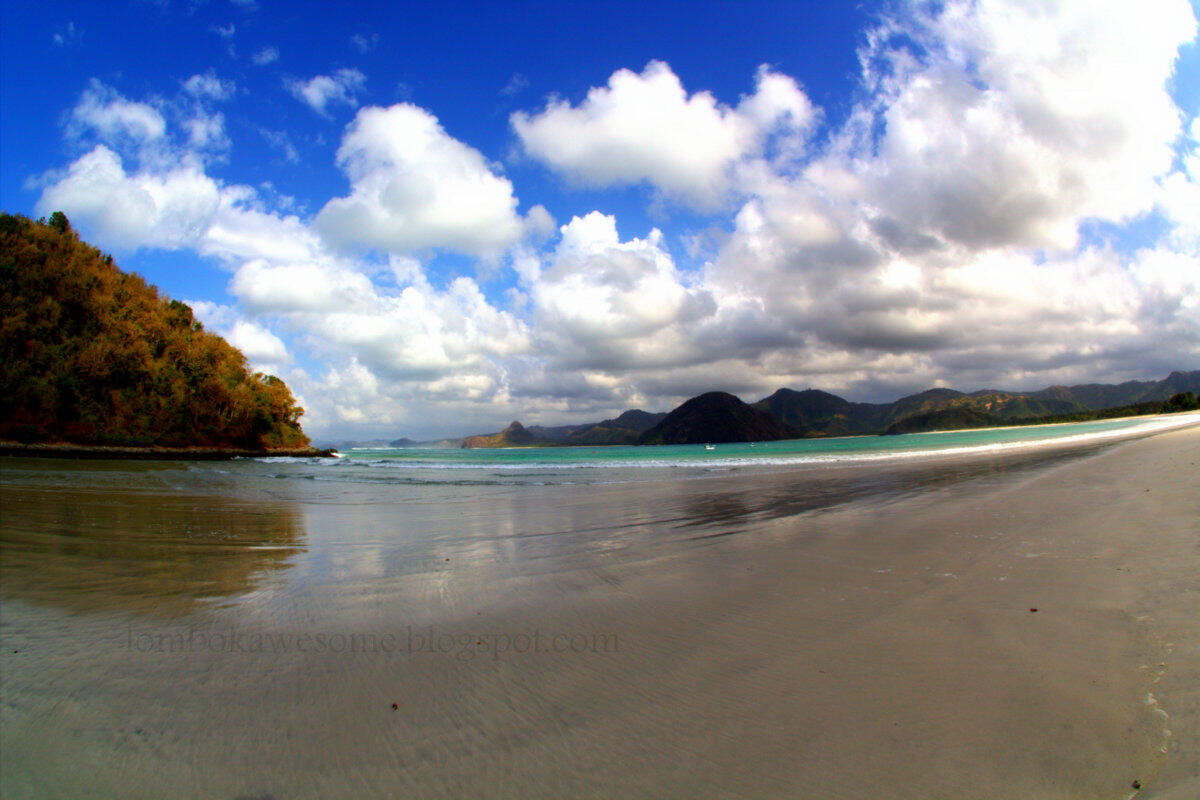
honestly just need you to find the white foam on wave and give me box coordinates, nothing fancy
[252,456,342,465]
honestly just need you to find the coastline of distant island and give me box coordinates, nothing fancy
[359,370,1199,450]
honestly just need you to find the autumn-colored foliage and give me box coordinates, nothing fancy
[0,212,310,449]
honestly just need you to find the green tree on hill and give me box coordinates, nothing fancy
[1165,391,1199,411]
[0,211,311,449]
[47,211,71,234]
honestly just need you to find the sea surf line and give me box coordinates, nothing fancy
[267,413,1200,475]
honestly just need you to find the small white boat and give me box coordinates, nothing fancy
[704,444,716,451]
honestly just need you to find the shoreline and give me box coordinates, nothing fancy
[319,413,1200,475]
[880,408,1200,437]
[414,408,1200,452]
[0,441,338,461]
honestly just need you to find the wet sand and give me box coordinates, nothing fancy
[1,424,1198,798]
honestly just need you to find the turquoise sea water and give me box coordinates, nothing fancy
[276,414,1197,487]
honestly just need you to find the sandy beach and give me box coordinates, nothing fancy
[1,422,1198,798]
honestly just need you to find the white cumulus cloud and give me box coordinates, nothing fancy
[37,146,221,250]
[252,46,279,65]
[526,212,716,370]
[182,72,235,101]
[229,260,375,314]
[315,103,526,256]
[227,320,291,366]
[287,69,366,115]
[182,111,229,151]
[68,80,165,147]
[512,60,817,208]
[854,0,1195,252]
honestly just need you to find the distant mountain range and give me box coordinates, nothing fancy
[528,409,668,445]
[754,370,1200,438]
[458,410,668,449]
[376,370,1200,449]
[462,421,545,448]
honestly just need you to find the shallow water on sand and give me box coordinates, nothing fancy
[1,417,1196,798]
[0,435,1122,617]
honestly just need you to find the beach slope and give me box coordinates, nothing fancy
[0,424,1197,798]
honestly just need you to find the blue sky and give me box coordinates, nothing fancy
[2,0,1198,440]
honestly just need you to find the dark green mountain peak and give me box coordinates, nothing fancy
[638,391,800,445]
